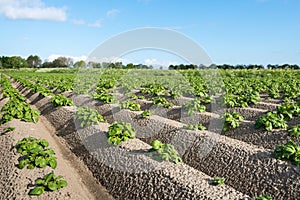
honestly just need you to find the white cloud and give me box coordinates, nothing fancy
[87,56,131,64]
[0,0,66,21]
[144,58,179,67]
[71,19,85,25]
[88,19,102,28]
[106,9,120,18]
[47,54,87,63]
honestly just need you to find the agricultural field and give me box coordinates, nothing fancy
[0,68,299,199]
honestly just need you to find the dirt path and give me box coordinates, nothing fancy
[0,95,113,199]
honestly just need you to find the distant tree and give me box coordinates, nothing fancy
[88,61,101,68]
[41,61,54,68]
[74,60,86,68]
[52,57,69,68]
[115,62,123,68]
[125,63,135,69]
[0,56,28,68]
[27,55,42,68]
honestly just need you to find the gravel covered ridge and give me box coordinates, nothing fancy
[11,83,251,199]
[105,109,300,199]
[11,80,300,199]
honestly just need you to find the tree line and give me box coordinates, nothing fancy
[0,55,152,69]
[0,55,299,70]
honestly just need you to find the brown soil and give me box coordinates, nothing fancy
[0,95,113,200]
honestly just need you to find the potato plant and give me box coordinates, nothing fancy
[148,140,182,164]
[212,177,225,186]
[75,106,106,128]
[255,111,287,131]
[182,98,206,116]
[51,94,74,107]
[274,140,300,166]
[141,110,153,118]
[120,101,141,111]
[222,111,244,132]
[29,171,67,196]
[288,125,300,137]
[183,123,206,131]
[107,122,136,145]
[15,137,57,169]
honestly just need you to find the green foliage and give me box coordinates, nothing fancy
[0,75,40,124]
[141,83,167,96]
[182,99,206,116]
[51,94,74,107]
[254,195,272,200]
[141,110,153,118]
[212,177,225,186]
[276,102,300,120]
[15,137,57,169]
[92,93,117,104]
[255,111,287,131]
[222,111,244,132]
[148,140,182,164]
[75,106,106,128]
[151,97,174,108]
[29,171,67,195]
[203,96,213,104]
[120,101,141,111]
[97,79,116,89]
[4,126,15,132]
[274,140,300,166]
[169,89,182,99]
[107,122,136,145]
[127,93,145,100]
[288,125,300,137]
[224,90,260,108]
[183,123,206,131]
[1,98,40,124]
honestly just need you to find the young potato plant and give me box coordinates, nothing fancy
[29,171,67,196]
[51,94,74,107]
[141,83,167,96]
[107,122,136,145]
[276,102,300,120]
[75,106,106,128]
[148,140,182,164]
[182,99,206,116]
[274,140,300,166]
[1,98,40,124]
[141,110,153,118]
[212,177,225,186]
[127,93,145,100]
[254,195,272,200]
[15,137,57,169]
[222,111,244,132]
[183,123,206,131]
[92,93,117,104]
[255,111,287,131]
[288,125,300,137]
[151,97,174,108]
[120,101,141,111]
[4,126,15,132]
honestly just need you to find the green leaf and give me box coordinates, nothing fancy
[48,157,57,169]
[27,164,35,169]
[29,186,45,195]
[57,180,68,188]
[35,178,44,185]
[35,157,47,168]
[19,159,28,169]
[47,181,58,191]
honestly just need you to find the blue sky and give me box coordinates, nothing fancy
[1,0,300,66]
